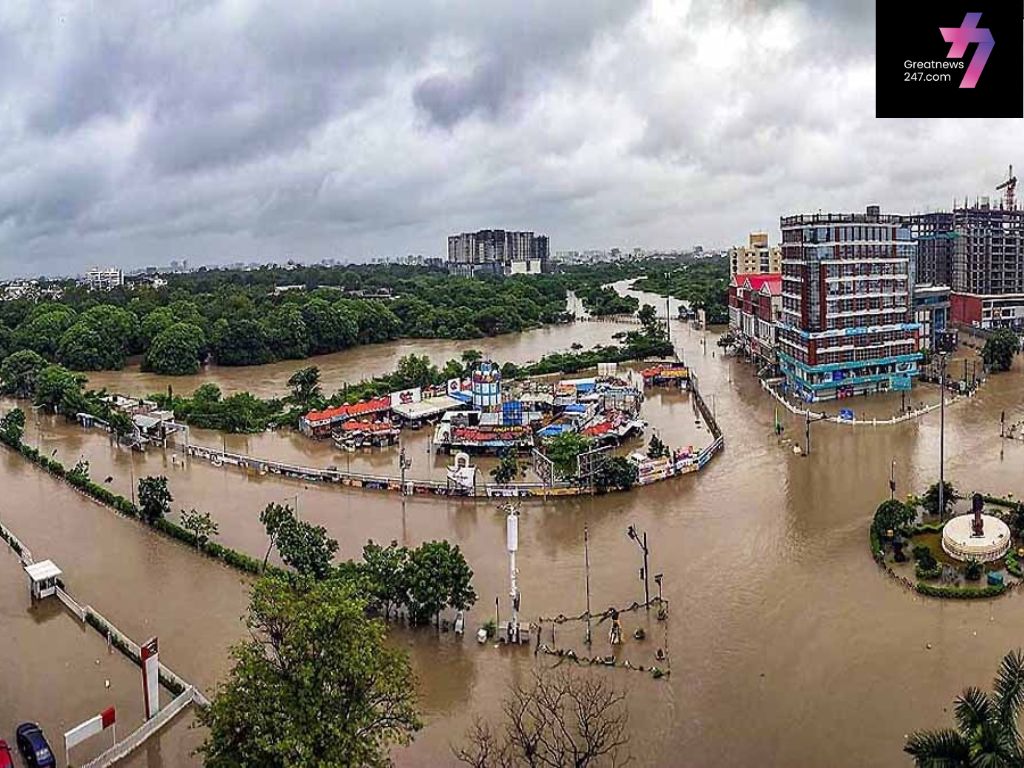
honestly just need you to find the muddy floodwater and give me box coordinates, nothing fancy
[2,284,1023,766]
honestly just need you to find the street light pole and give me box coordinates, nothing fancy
[584,525,592,646]
[939,352,946,521]
[627,524,651,609]
[399,442,412,496]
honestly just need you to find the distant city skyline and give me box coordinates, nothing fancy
[0,1,1019,280]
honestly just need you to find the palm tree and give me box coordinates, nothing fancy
[905,649,1024,767]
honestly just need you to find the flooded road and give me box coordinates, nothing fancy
[1,285,1024,766]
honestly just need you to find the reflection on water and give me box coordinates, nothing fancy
[0,286,1023,766]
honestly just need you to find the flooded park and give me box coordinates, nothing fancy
[1,284,1023,766]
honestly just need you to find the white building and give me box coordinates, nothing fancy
[86,267,124,291]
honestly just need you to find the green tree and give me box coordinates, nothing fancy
[33,364,87,415]
[922,481,961,518]
[546,432,593,480]
[68,459,90,484]
[301,298,357,354]
[57,321,124,370]
[361,540,410,621]
[211,318,273,366]
[905,649,1024,766]
[275,518,339,580]
[198,575,420,768]
[647,433,669,459]
[0,408,26,445]
[405,540,476,627]
[594,456,640,492]
[138,475,172,523]
[872,499,916,536]
[143,322,206,375]
[259,502,296,571]
[0,323,13,361]
[287,366,322,408]
[263,305,310,360]
[180,507,219,550]
[490,452,522,485]
[1,350,48,397]
[13,305,77,359]
[460,349,484,369]
[140,307,177,347]
[392,354,440,390]
[107,410,136,440]
[982,329,1020,373]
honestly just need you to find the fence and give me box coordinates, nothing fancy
[0,517,208,766]
[184,419,725,499]
[759,378,978,427]
[81,686,202,768]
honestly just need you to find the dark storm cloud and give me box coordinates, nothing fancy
[0,0,1017,278]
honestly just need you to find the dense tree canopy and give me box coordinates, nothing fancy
[982,328,1021,373]
[0,350,48,397]
[143,322,207,375]
[198,575,421,768]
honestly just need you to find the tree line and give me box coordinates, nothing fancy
[0,264,570,376]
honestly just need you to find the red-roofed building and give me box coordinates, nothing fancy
[300,396,392,438]
[728,272,782,367]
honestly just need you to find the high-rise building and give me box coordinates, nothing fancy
[777,206,921,402]
[729,233,782,276]
[907,200,1024,329]
[447,230,549,277]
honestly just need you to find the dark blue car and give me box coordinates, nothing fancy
[15,723,55,768]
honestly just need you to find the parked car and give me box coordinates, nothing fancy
[0,739,14,768]
[15,724,55,768]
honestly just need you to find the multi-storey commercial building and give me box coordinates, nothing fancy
[777,206,921,401]
[727,273,782,368]
[729,233,781,276]
[447,230,549,277]
[907,200,1024,330]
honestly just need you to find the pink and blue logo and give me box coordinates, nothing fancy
[940,12,994,89]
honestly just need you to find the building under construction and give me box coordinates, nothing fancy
[906,166,1024,330]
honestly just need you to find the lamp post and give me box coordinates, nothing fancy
[584,525,593,646]
[939,351,947,521]
[399,442,412,496]
[627,524,651,609]
[889,459,896,501]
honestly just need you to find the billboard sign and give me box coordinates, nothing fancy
[390,387,422,408]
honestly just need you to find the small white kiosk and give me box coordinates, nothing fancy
[25,560,62,600]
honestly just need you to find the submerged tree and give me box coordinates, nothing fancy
[982,328,1020,373]
[137,475,172,523]
[905,649,1024,767]
[199,575,421,768]
[455,668,630,768]
[921,481,961,518]
[180,507,219,550]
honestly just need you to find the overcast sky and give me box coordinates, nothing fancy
[0,0,1019,278]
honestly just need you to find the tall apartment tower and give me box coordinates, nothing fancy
[729,232,782,275]
[447,230,549,277]
[777,206,921,402]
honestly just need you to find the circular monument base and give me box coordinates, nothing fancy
[941,514,1011,563]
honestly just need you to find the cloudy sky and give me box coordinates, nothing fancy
[0,0,1019,278]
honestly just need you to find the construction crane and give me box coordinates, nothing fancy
[996,164,1017,210]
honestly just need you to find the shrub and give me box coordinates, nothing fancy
[916,582,1005,599]
[964,559,983,581]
